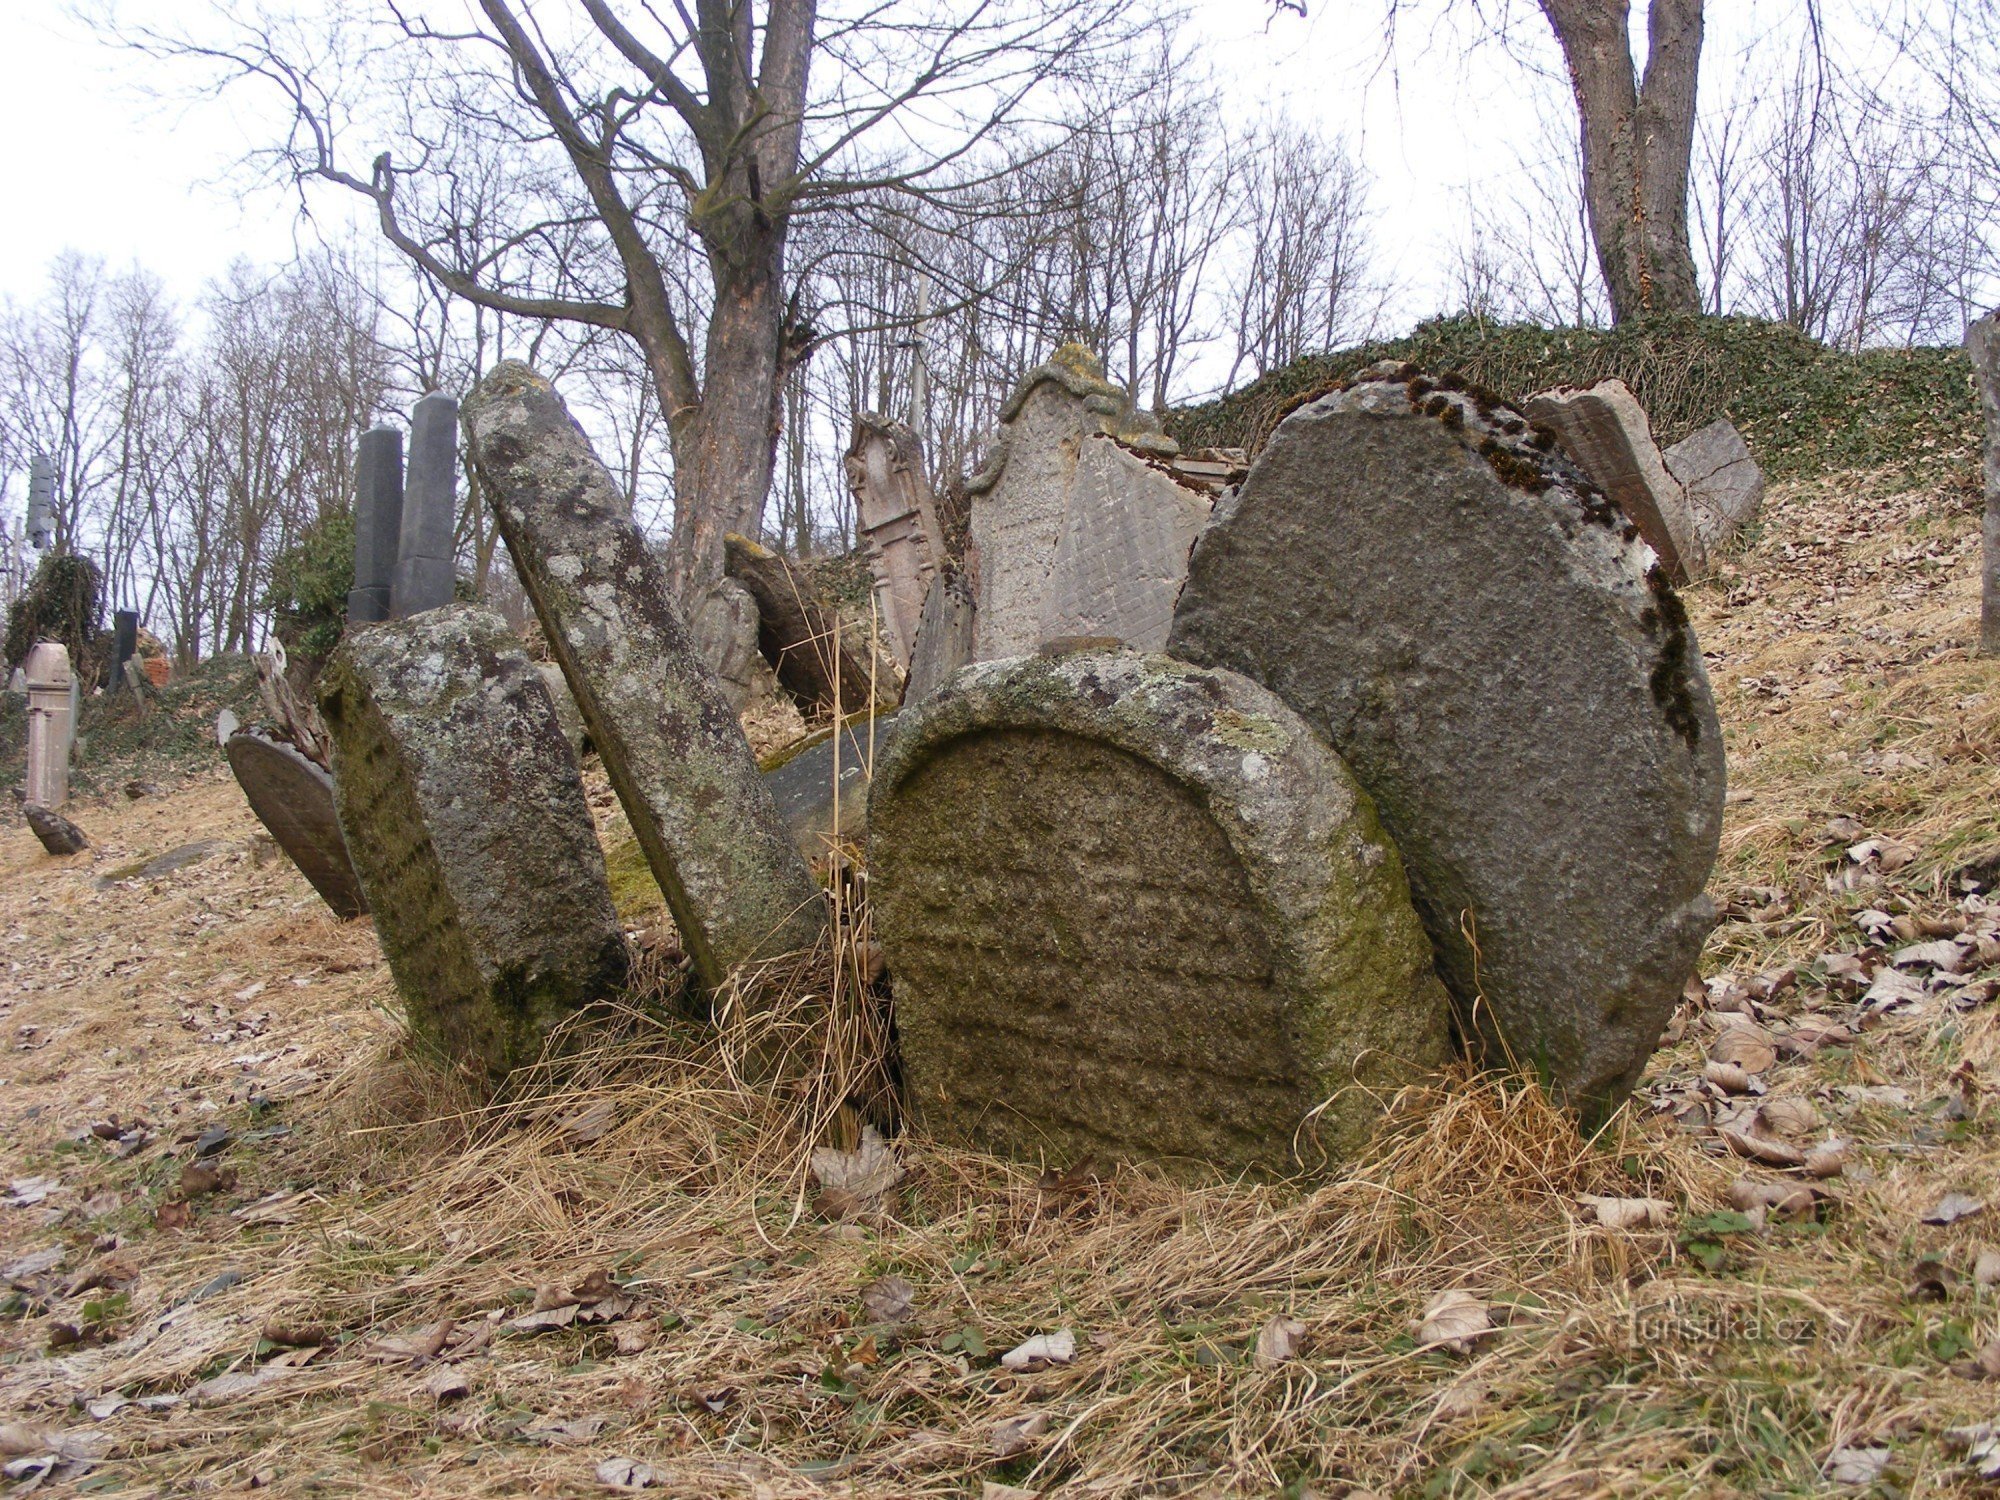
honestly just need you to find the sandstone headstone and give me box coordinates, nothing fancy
[869,649,1452,1174]
[224,728,369,919]
[763,710,896,858]
[845,414,945,669]
[688,576,770,714]
[390,393,458,618]
[320,604,626,1081]
[349,425,405,624]
[725,534,890,714]
[1967,310,2000,657]
[462,363,825,991]
[1663,419,1765,550]
[1169,364,1725,1122]
[23,642,74,810]
[965,346,1181,662]
[1525,379,1707,582]
[24,804,88,856]
[903,573,975,705]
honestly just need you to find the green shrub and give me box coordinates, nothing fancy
[4,552,103,678]
[264,509,355,671]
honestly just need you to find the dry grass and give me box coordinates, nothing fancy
[5,447,2000,1497]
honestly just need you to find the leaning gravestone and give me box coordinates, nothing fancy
[320,604,627,1082]
[845,413,946,670]
[1169,363,1725,1123]
[1662,418,1765,551]
[869,648,1452,1174]
[25,805,88,856]
[762,710,897,858]
[462,363,825,991]
[224,728,369,920]
[1525,379,1707,583]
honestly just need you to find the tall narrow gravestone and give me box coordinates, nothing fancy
[110,611,138,692]
[390,394,458,618]
[845,413,945,669]
[320,604,627,1082]
[349,426,405,623]
[868,649,1452,1174]
[24,642,74,809]
[1169,364,1725,1122]
[463,363,826,991]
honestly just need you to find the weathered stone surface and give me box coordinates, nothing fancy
[24,804,88,856]
[462,363,825,990]
[1039,436,1212,649]
[1525,379,1707,582]
[845,414,945,669]
[224,729,369,919]
[1663,419,1765,550]
[391,392,459,618]
[688,577,769,714]
[24,642,74,810]
[763,711,897,858]
[869,649,1452,1174]
[1169,364,1725,1122]
[725,534,890,714]
[349,425,404,623]
[535,662,590,761]
[319,604,626,1081]
[904,573,976,705]
[965,347,1181,662]
[1965,311,2000,657]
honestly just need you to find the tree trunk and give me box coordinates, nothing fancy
[1969,309,2000,656]
[1541,0,1704,322]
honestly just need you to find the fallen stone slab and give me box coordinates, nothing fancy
[24,805,88,856]
[463,363,825,991]
[724,534,889,715]
[1663,418,1765,551]
[1169,363,1725,1123]
[224,729,369,919]
[1525,379,1707,582]
[762,711,898,859]
[320,604,628,1082]
[868,648,1451,1174]
[98,840,226,889]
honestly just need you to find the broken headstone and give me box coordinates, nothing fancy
[320,604,627,1081]
[1662,418,1765,551]
[462,363,825,991]
[223,728,369,919]
[1169,363,1725,1123]
[868,648,1451,1173]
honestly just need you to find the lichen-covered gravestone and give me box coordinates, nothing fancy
[224,728,368,919]
[320,604,627,1082]
[869,649,1452,1174]
[1169,363,1725,1123]
[462,363,825,990]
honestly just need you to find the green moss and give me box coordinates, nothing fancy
[604,832,670,922]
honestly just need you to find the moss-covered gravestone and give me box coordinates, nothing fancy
[320,604,627,1083]
[1168,362,1725,1124]
[868,648,1452,1175]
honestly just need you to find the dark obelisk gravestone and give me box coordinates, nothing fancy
[224,729,369,919]
[110,610,138,693]
[349,426,405,624]
[391,393,458,618]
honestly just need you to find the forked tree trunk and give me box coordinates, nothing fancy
[1540,0,1705,322]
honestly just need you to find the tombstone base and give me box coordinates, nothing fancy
[391,555,456,619]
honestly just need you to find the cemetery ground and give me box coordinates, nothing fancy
[5,447,2000,1495]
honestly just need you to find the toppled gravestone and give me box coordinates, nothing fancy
[845,414,946,670]
[965,346,1196,661]
[320,604,627,1081]
[724,535,889,713]
[868,649,1451,1174]
[24,805,88,856]
[1663,418,1765,552]
[463,363,825,991]
[1525,379,1707,582]
[1169,363,1725,1123]
[762,710,897,858]
[224,728,369,919]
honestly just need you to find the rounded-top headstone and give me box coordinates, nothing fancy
[868,648,1453,1175]
[223,728,368,921]
[1167,362,1725,1123]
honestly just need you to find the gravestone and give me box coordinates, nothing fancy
[463,363,825,991]
[320,604,626,1081]
[869,648,1452,1174]
[965,347,1181,662]
[110,611,138,692]
[24,805,88,856]
[1968,311,2000,657]
[688,576,771,714]
[349,426,405,623]
[223,727,369,919]
[1663,418,1765,551]
[762,710,896,858]
[903,573,976,705]
[845,414,946,669]
[390,393,457,618]
[1524,379,1707,583]
[1169,363,1725,1123]
[725,534,889,714]
[24,642,74,809]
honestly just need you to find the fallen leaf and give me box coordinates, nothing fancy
[982,1485,1042,1500]
[1,1246,63,1282]
[613,1322,655,1355]
[1862,967,1929,1012]
[1728,1179,1823,1221]
[178,1162,237,1198]
[1975,1249,2000,1287]
[1803,1140,1849,1179]
[1922,1194,1986,1226]
[596,1457,659,1489]
[1434,1377,1487,1418]
[810,1126,905,1222]
[556,1100,617,1146]
[1703,1061,1758,1095]
[1894,939,1965,972]
[368,1319,454,1364]
[990,1411,1048,1458]
[1710,1023,1778,1074]
[1035,1157,1100,1196]
[423,1363,469,1401]
[1826,815,1866,842]
[1719,1124,1806,1168]
[6,1177,60,1208]
[1946,1421,2000,1479]
[860,1275,915,1327]
[1909,1257,1959,1301]
[1577,1195,1673,1230]
[572,1267,617,1303]
[1410,1290,1494,1354]
[1755,1098,1822,1137]
[509,1303,581,1333]
[1253,1315,1307,1368]
[154,1200,193,1231]
[520,1414,606,1447]
[1825,1446,1892,1486]
[1000,1329,1077,1372]
[190,1367,291,1404]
